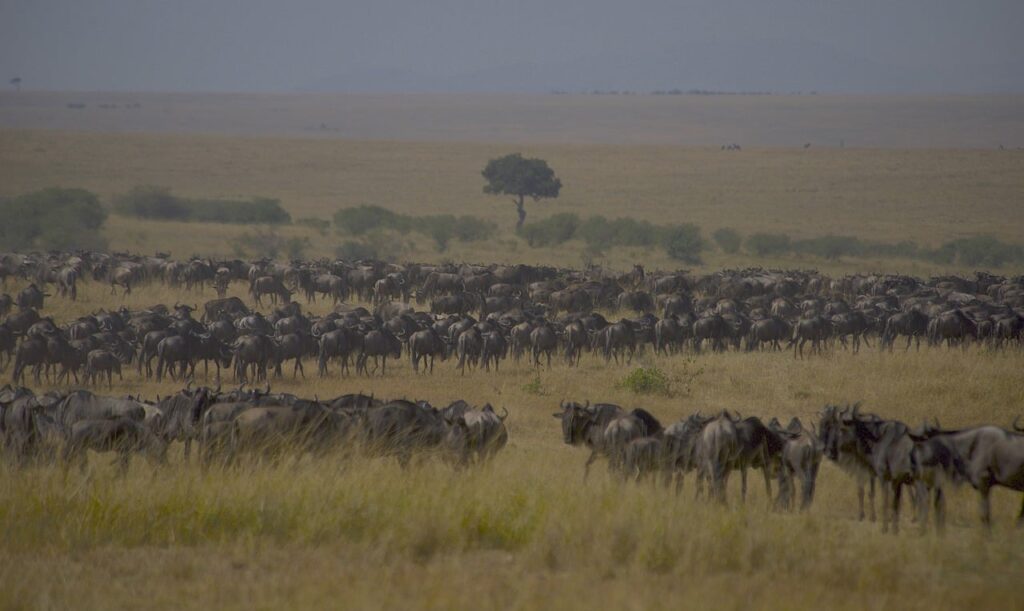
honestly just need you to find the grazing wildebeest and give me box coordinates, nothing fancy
[820,404,914,533]
[696,411,739,503]
[249,276,292,307]
[882,310,929,351]
[409,328,447,374]
[530,323,558,368]
[316,327,360,377]
[443,404,509,467]
[363,400,447,467]
[62,418,167,475]
[456,327,482,375]
[819,404,878,521]
[772,418,824,511]
[746,317,790,352]
[791,315,829,358]
[357,329,402,376]
[731,414,786,505]
[480,331,507,372]
[12,337,47,384]
[233,334,276,382]
[16,284,47,310]
[85,349,122,389]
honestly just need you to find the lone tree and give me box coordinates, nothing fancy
[482,153,561,231]
[10,77,21,91]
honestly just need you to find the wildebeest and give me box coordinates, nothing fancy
[443,403,509,467]
[62,418,167,474]
[250,276,292,307]
[408,328,447,374]
[85,349,122,389]
[357,329,402,376]
[771,418,823,511]
[695,411,739,503]
[363,399,447,467]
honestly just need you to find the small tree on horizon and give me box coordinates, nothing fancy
[10,77,22,91]
[482,153,562,231]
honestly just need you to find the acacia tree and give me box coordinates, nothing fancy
[10,77,21,91]
[482,153,561,231]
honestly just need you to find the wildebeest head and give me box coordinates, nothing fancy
[552,400,591,445]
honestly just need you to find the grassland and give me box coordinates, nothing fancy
[2,92,1024,609]
[1,128,1023,275]
[1,278,1024,610]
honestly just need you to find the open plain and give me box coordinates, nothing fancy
[1,93,1024,610]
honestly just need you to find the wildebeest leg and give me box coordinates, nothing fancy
[115,450,131,477]
[881,483,891,533]
[934,488,947,534]
[890,482,904,535]
[740,467,748,503]
[582,450,599,482]
[869,476,877,521]
[856,477,867,520]
[761,467,772,507]
[183,438,192,463]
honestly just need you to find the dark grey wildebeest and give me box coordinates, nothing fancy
[62,418,167,475]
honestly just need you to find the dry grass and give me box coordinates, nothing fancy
[1,278,1023,609]
[1,128,1023,275]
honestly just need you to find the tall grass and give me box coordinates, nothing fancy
[1,277,1023,608]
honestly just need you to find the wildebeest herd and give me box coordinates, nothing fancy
[1,251,1023,384]
[0,382,509,472]
[3,380,1022,533]
[552,400,1024,533]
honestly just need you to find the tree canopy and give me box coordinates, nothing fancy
[482,153,562,230]
[0,187,108,250]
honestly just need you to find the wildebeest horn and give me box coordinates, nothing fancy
[851,403,861,419]
[583,400,590,409]
[1014,415,1024,433]
[560,400,566,409]
[239,381,248,392]
[265,382,271,394]
[214,382,221,394]
[732,410,742,422]
[185,379,193,392]
[499,407,509,421]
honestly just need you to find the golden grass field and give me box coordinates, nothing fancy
[1,92,1024,609]
[1,278,1023,610]
[1,127,1023,276]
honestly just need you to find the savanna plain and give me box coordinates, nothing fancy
[1,93,1024,610]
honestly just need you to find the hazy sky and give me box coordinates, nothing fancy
[2,0,1022,93]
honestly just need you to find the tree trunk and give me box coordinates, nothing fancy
[514,195,526,232]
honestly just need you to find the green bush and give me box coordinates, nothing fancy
[112,186,187,220]
[745,232,792,256]
[791,235,863,260]
[661,224,704,263]
[114,186,290,224]
[229,229,309,259]
[712,227,742,254]
[943,236,1023,267]
[0,187,108,250]
[617,367,672,396]
[521,213,580,247]
[333,205,409,235]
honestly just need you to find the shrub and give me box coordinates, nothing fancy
[113,186,290,224]
[745,232,792,256]
[112,185,188,220]
[712,228,742,254]
[617,367,672,396]
[661,223,704,263]
[791,235,863,260]
[334,240,383,260]
[943,235,1023,267]
[0,187,108,250]
[333,205,408,235]
[229,228,308,259]
[451,215,497,242]
[521,213,580,247]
